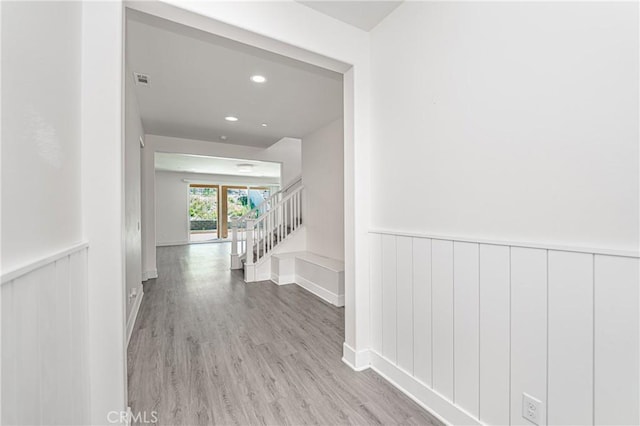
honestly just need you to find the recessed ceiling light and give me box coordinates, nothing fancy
[261,123,268,127]
[225,116,238,122]
[237,164,254,173]
[250,75,267,83]
[220,135,228,141]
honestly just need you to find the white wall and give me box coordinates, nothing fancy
[155,171,278,246]
[1,1,90,424]
[124,65,144,325]
[1,1,83,271]
[81,2,127,423]
[302,118,344,260]
[142,134,300,271]
[367,2,639,425]
[370,1,639,254]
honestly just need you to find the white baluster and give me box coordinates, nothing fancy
[267,211,272,251]
[292,193,296,231]
[277,204,281,242]
[245,219,254,265]
[264,215,268,256]
[284,198,288,237]
[295,191,299,229]
[299,190,302,226]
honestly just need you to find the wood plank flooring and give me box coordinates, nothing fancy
[127,243,442,426]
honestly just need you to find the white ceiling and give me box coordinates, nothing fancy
[297,1,402,31]
[126,11,343,148]
[155,153,281,178]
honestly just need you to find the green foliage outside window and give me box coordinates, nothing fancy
[189,187,217,221]
[228,192,250,219]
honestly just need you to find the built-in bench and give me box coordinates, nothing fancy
[271,251,345,307]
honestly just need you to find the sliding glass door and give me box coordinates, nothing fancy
[188,185,275,241]
[219,186,272,238]
[188,184,219,242]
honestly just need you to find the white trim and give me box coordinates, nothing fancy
[142,269,158,281]
[156,240,189,247]
[342,342,371,371]
[270,273,296,285]
[296,275,344,307]
[369,229,639,259]
[369,351,481,426]
[126,289,144,347]
[1,241,89,284]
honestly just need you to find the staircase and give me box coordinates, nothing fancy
[230,179,304,282]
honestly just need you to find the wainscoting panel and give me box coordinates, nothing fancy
[594,255,639,426]
[370,233,383,354]
[478,244,510,426]
[396,236,414,374]
[369,230,639,426]
[412,237,432,386]
[431,239,454,402]
[510,247,548,426]
[381,234,398,363]
[1,278,16,424]
[1,244,90,426]
[453,241,480,418]
[548,251,593,425]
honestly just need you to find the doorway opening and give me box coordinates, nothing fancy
[188,184,219,242]
[188,184,274,243]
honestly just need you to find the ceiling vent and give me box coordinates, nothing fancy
[134,72,149,86]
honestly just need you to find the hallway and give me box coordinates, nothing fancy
[127,243,442,425]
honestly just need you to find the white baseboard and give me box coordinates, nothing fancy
[369,351,481,426]
[156,240,188,247]
[296,275,344,307]
[342,342,371,371]
[271,272,296,285]
[126,289,144,347]
[142,269,157,281]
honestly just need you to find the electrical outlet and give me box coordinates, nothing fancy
[522,393,541,425]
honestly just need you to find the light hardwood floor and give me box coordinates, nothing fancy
[128,243,443,426]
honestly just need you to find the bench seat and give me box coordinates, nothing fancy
[271,251,345,307]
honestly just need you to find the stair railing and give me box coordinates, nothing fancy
[245,184,303,265]
[230,178,302,268]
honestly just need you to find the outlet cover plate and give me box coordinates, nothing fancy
[522,393,542,425]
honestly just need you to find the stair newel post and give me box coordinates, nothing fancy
[231,220,238,256]
[245,219,255,265]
